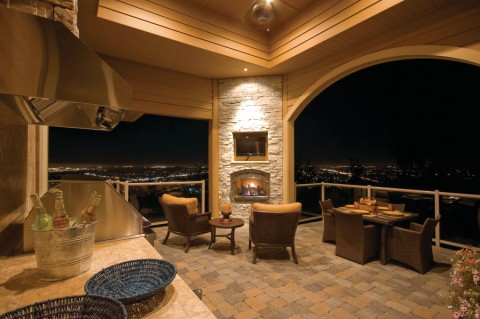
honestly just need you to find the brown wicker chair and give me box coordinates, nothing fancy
[248,202,302,264]
[160,194,211,253]
[386,215,440,274]
[333,208,380,264]
[320,199,336,243]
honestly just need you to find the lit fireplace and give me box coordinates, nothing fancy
[231,169,269,202]
[240,180,262,196]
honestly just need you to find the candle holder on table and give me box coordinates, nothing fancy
[219,203,232,223]
[219,190,233,224]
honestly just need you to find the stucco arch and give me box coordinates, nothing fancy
[282,45,480,202]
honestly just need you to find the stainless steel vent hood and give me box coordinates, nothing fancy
[0,6,132,131]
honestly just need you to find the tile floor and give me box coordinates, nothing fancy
[152,220,454,319]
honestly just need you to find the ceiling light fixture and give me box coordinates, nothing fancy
[251,0,274,25]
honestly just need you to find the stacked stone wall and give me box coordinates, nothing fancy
[218,76,283,220]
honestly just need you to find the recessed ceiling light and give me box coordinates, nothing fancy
[244,68,248,72]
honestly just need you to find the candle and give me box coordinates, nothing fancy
[221,202,232,213]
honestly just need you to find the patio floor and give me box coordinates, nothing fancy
[152,220,454,319]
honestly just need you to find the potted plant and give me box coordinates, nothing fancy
[448,248,480,318]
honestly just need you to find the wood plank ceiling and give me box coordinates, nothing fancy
[78,0,480,79]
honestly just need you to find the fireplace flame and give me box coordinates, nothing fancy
[231,170,269,202]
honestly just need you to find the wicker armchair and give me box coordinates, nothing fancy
[248,202,302,264]
[333,208,380,264]
[320,199,335,243]
[386,216,440,274]
[160,194,211,253]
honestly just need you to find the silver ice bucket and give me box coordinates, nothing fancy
[31,221,97,281]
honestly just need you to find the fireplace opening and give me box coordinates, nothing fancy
[231,169,269,202]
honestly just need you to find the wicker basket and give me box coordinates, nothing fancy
[84,258,176,304]
[0,295,127,319]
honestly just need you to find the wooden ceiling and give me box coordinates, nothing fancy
[77,0,479,79]
[182,0,319,33]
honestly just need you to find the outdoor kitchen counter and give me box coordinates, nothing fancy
[0,237,216,318]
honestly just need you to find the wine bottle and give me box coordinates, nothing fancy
[53,191,70,229]
[79,191,102,224]
[31,194,53,230]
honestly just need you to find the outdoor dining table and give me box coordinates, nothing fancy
[337,206,419,265]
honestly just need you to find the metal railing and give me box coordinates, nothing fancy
[296,182,480,250]
[108,179,206,214]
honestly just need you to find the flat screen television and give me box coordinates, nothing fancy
[233,132,268,161]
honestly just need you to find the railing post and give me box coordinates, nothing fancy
[434,190,441,247]
[201,180,206,213]
[321,182,325,201]
[124,182,129,201]
[367,185,371,198]
[116,180,120,192]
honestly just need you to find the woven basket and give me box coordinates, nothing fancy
[0,295,127,319]
[84,258,176,304]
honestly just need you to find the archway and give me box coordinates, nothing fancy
[283,45,480,202]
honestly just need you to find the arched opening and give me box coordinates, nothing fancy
[284,45,480,246]
[296,59,480,187]
[283,45,480,203]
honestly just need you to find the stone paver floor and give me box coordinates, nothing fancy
[152,220,454,319]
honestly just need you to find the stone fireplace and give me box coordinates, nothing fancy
[231,169,269,202]
[218,76,283,220]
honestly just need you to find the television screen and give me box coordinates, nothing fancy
[235,136,267,156]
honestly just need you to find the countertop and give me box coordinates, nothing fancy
[0,236,216,318]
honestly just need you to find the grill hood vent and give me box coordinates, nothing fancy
[0,6,131,131]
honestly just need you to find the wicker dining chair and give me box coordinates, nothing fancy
[333,208,380,264]
[386,215,440,274]
[249,202,302,264]
[320,199,336,243]
[160,194,211,253]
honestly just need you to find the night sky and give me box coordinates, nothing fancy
[295,59,480,168]
[50,59,480,168]
[49,115,209,166]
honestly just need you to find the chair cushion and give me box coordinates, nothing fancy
[249,202,302,224]
[161,193,198,214]
[252,202,302,213]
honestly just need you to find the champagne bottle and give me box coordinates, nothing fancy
[79,191,102,224]
[31,194,53,230]
[53,191,70,229]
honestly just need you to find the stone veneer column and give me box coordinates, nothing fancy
[218,76,283,220]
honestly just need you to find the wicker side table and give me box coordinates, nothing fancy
[208,218,245,255]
